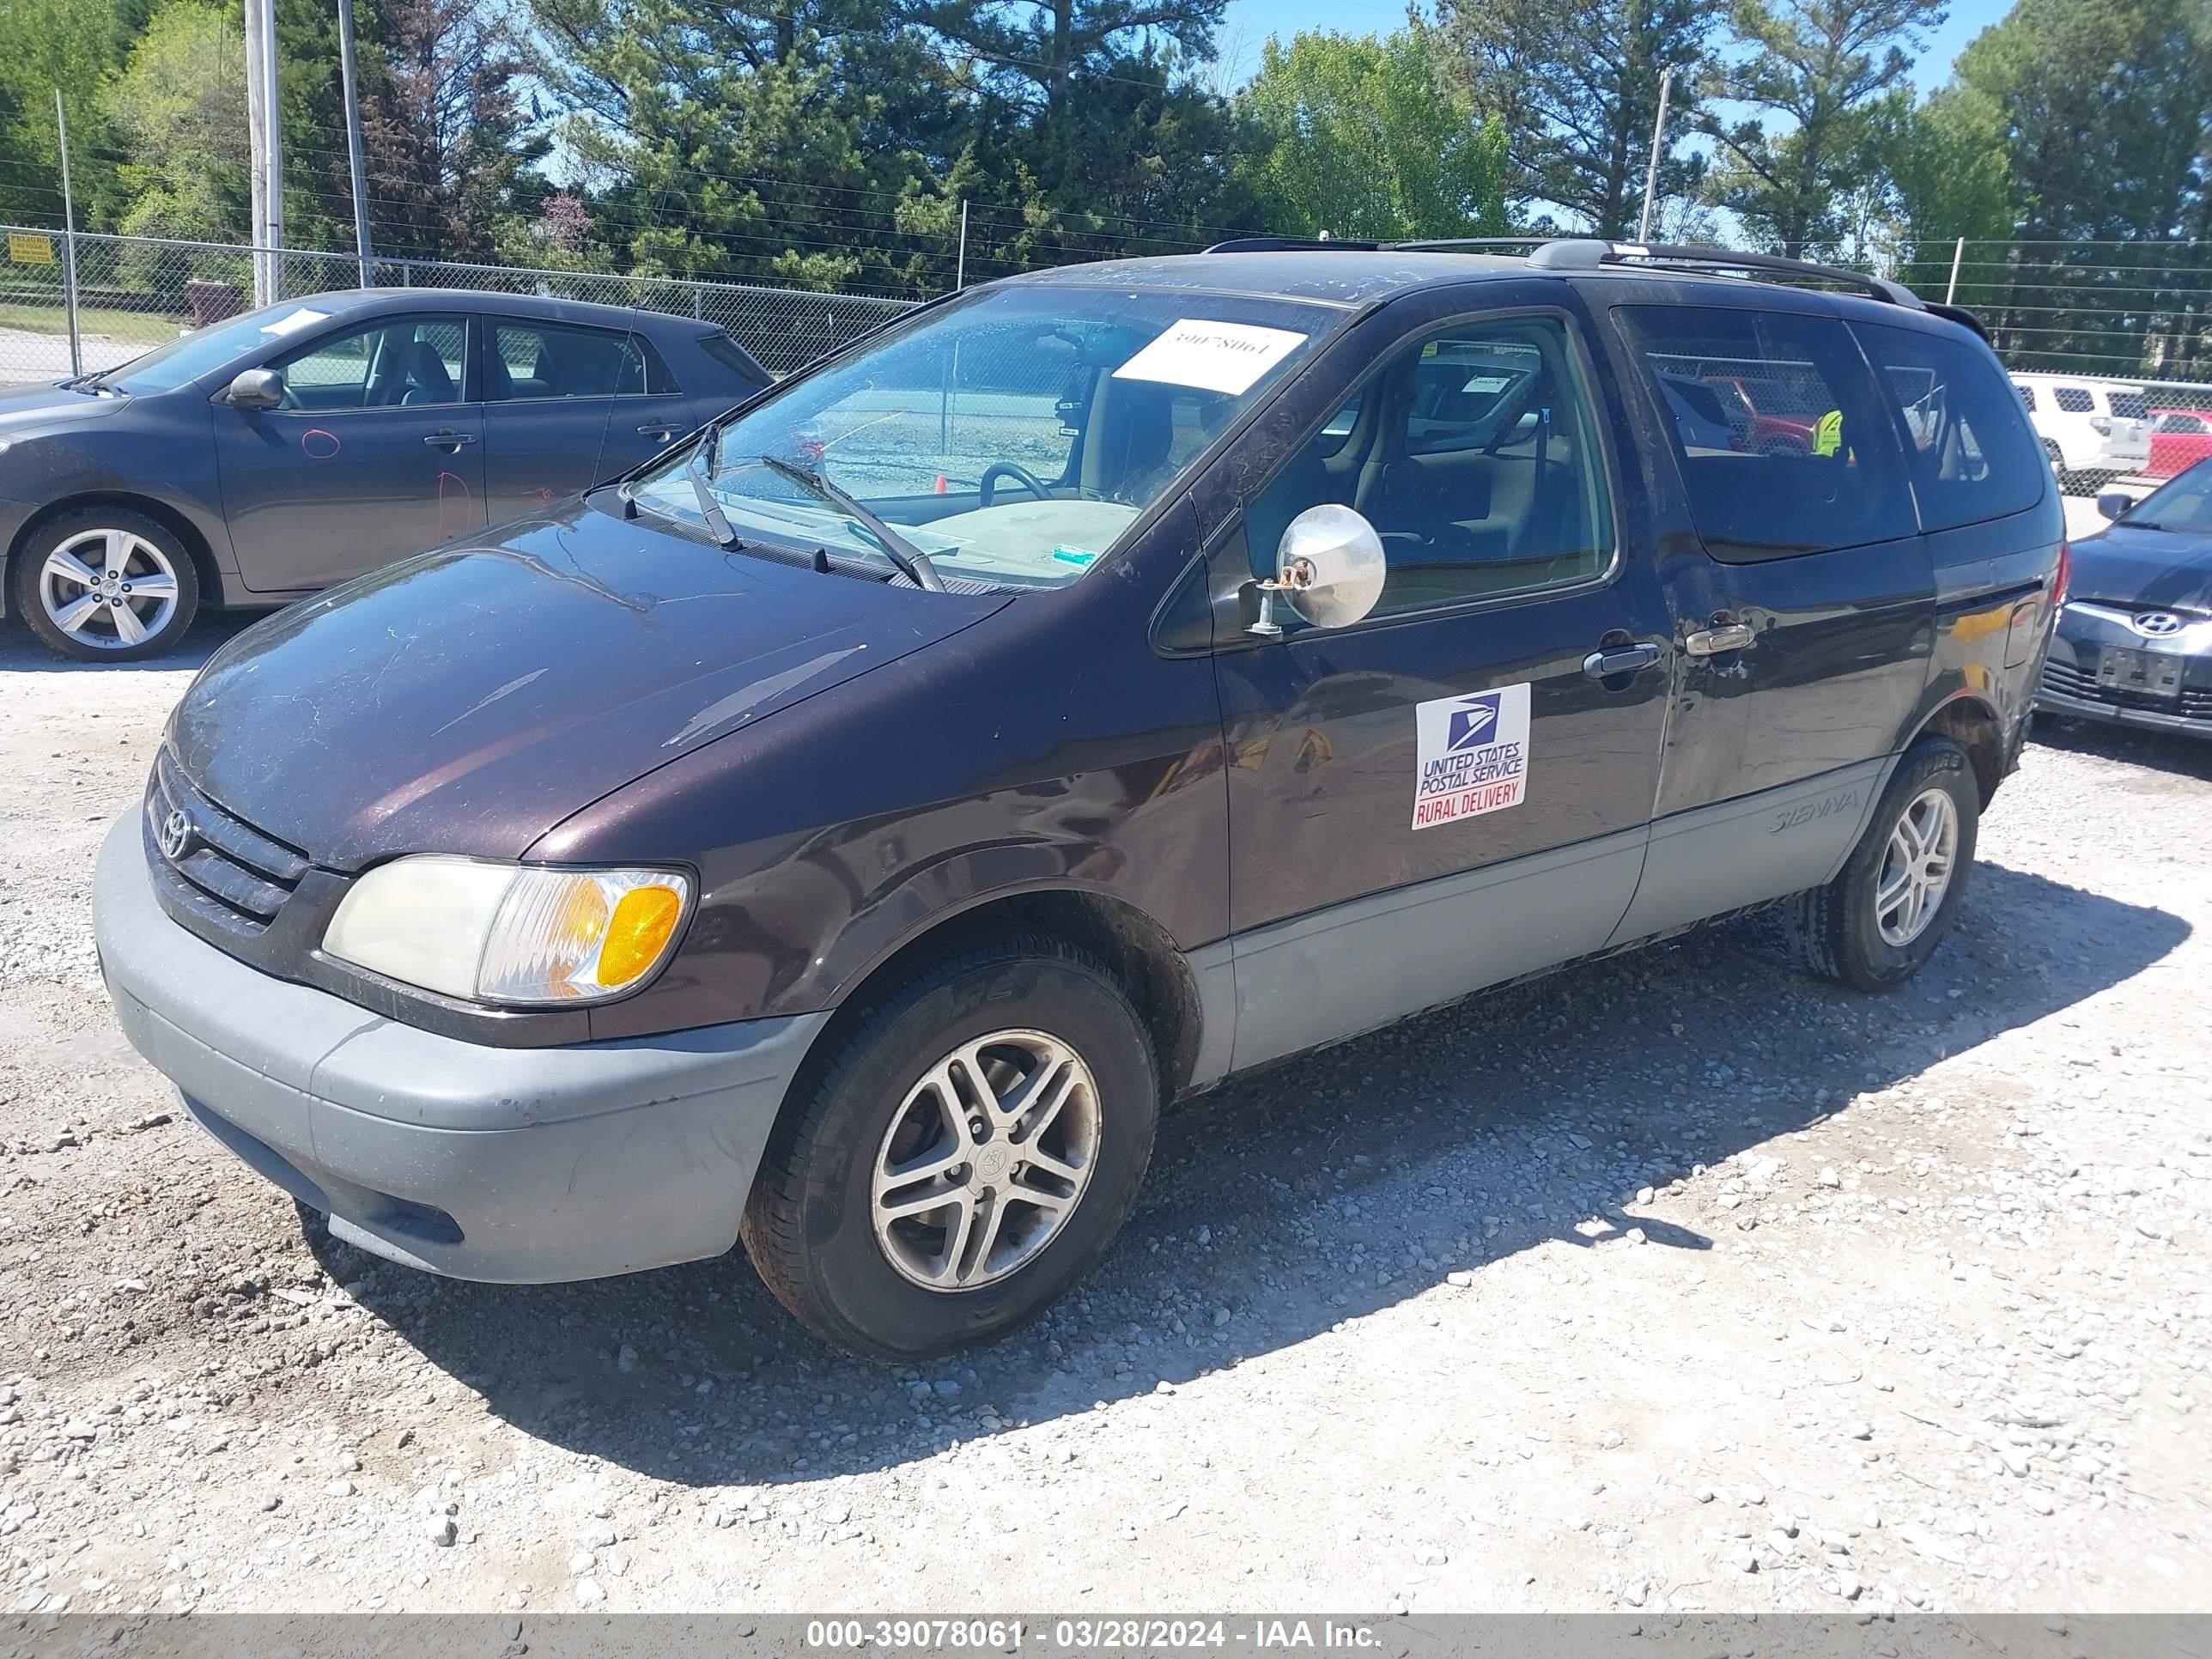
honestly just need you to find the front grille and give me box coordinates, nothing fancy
[2042,658,2212,722]
[144,750,310,935]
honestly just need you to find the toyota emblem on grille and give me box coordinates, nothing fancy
[158,808,194,862]
[2130,611,2185,636]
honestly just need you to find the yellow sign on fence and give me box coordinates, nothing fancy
[7,231,56,265]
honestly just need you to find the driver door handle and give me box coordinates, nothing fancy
[636,423,678,441]
[422,430,477,450]
[1583,641,1660,680]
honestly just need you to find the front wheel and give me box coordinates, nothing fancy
[1785,736,1979,992]
[14,508,200,661]
[742,934,1158,1361]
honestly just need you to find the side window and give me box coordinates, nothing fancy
[697,331,763,386]
[2015,382,2036,410]
[1244,313,1613,618]
[2158,412,2206,434]
[2106,390,2148,421]
[276,317,465,410]
[1855,322,2047,532]
[489,322,649,401]
[1618,305,1914,562]
[2052,386,2094,414]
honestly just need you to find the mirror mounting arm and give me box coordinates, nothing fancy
[1245,557,1317,638]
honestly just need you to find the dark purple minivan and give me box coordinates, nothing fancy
[94,241,2063,1358]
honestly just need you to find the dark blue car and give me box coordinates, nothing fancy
[0,289,768,659]
[2038,459,2212,738]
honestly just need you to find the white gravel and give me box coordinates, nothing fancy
[0,609,2206,1617]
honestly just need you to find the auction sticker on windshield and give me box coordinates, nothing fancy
[1412,684,1530,830]
[1113,319,1307,396]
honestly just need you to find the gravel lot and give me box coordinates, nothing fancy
[0,583,2206,1620]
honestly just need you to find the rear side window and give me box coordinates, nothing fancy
[1618,306,1914,562]
[2107,391,2148,420]
[2015,382,2036,410]
[2053,386,2094,413]
[699,331,765,386]
[1855,322,2047,532]
[490,322,651,401]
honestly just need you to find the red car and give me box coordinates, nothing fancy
[1702,374,1820,453]
[2147,408,2212,479]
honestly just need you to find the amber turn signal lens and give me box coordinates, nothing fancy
[597,884,685,988]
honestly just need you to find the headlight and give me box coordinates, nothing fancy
[323,856,691,1006]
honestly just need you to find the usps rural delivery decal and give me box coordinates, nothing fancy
[1412,683,1531,830]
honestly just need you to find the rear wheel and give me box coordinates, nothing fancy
[1786,737,1979,993]
[14,507,200,661]
[742,933,1158,1361]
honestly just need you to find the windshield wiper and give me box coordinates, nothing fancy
[757,453,945,592]
[685,428,744,549]
[2122,519,2171,532]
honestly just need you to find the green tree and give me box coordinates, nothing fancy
[528,0,939,289]
[96,0,251,243]
[902,0,1224,201]
[1875,83,2010,300]
[1941,0,2212,373]
[1426,0,1712,237]
[1237,30,1509,242]
[1698,0,1947,256]
[0,0,146,228]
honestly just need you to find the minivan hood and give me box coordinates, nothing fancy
[169,497,1010,867]
[2069,524,2212,613]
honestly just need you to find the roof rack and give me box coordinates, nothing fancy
[1200,234,1929,313]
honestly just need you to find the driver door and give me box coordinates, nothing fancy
[213,313,488,594]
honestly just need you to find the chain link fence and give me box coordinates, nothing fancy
[11,223,2212,499]
[0,225,917,386]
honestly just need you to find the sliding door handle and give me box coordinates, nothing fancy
[1685,623,1753,657]
[1583,641,1661,680]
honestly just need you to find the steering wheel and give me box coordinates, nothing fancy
[979,462,1053,508]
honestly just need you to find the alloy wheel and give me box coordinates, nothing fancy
[1874,787,1959,947]
[39,527,181,652]
[870,1030,1101,1291]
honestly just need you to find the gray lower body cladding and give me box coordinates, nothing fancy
[92,816,825,1284]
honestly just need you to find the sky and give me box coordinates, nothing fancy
[1212,0,2017,95]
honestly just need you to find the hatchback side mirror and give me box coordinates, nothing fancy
[2095,489,2135,521]
[225,368,284,410]
[1248,504,1387,637]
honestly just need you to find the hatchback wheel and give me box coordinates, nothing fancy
[15,509,200,661]
[743,933,1158,1361]
[1786,735,1979,992]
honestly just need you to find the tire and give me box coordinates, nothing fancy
[1785,737,1979,994]
[13,507,201,661]
[742,933,1158,1362]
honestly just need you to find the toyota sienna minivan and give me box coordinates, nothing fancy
[94,239,2064,1359]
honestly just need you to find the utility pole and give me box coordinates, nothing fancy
[337,0,374,287]
[1636,65,1675,245]
[54,91,81,378]
[955,199,969,291]
[1945,236,1965,306]
[244,0,283,302]
[245,0,268,305]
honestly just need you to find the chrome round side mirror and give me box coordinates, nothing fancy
[226,368,285,410]
[1249,504,1386,636]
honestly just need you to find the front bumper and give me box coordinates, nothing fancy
[2037,605,2212,741]
[93,817,826,1282]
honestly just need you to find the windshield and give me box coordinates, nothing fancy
[95,301,342,396]
[630,284,1334,589]
[2120,459,2212,532]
